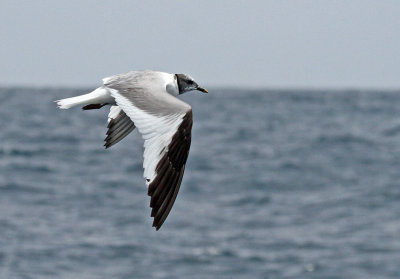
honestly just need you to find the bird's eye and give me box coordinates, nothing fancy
[188,80,193,84]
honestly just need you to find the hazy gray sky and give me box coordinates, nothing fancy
[1,0,400,88]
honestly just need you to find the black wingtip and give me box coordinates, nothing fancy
[153,223,161,231]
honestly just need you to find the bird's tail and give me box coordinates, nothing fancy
[56,87,113,109]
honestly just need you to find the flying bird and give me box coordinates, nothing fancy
[56,70,208,230]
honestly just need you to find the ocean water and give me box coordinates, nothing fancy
[0,87,400,279]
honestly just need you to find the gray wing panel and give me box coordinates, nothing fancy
[104,71,189,117]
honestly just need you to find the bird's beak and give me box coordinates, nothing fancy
[197,87,208,93]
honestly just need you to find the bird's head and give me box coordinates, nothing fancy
[176,74,208,94]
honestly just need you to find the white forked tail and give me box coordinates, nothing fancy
[56,87,113,109]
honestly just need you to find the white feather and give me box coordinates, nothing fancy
[107,105,121,123]
[109,89,189,186]
[56,87,114,109]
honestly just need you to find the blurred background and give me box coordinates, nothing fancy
[1,1,400,278]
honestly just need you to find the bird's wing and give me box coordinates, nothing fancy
[105,106,136,149]
[105,73,192,230]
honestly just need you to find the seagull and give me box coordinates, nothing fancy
[56,70,208,230]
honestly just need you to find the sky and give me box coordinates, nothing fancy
[1,0,400,89]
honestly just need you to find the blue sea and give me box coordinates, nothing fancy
[1,87,399,279]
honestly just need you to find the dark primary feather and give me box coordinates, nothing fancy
[104,109,136,149]
[148,110,193,230]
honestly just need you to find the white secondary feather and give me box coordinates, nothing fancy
[107,105,121,123]
[109,90,189,185]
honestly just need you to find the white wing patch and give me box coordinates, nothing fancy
[108,105,121,123]
[109,89,186,185]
